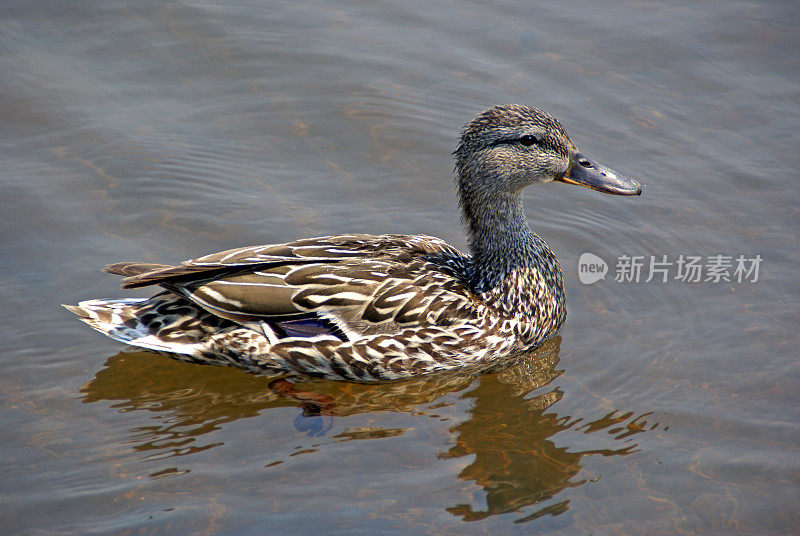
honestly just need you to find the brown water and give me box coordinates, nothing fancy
[1,1,798,534]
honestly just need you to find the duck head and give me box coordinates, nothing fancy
[454,104,642,200]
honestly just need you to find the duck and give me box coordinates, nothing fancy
[65,104,641,381]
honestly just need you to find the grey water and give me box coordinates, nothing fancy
[1,1,798,534]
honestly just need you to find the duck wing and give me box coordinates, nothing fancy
[108,234,376,289]
[106,234,473,340]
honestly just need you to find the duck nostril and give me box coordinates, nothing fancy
[578,158,593,168]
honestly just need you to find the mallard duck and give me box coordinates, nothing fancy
[65,104,641,381]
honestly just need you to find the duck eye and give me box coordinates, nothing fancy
[518,135,538,147]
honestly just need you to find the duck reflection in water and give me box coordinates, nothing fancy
[81,337,657,523]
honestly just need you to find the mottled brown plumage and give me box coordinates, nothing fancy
[65,105,641,381]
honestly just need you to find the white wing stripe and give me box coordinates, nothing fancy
[210,281,287,288]
[383,292,416,303]
[303,291,368,304]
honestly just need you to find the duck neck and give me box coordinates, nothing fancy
[460,188,547,293]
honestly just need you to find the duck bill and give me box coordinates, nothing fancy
[557,151,642,196]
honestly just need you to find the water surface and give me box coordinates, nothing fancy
[1,1,798,534]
